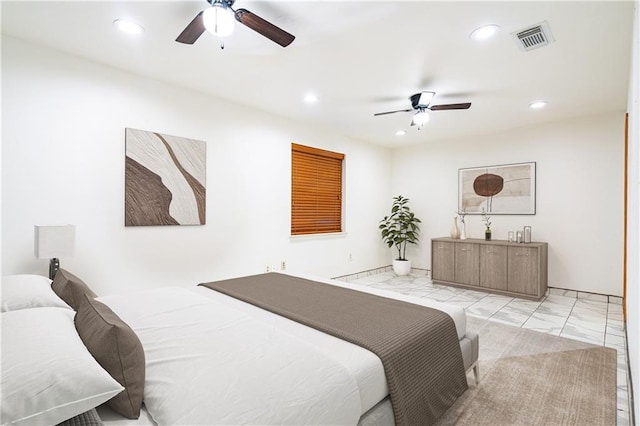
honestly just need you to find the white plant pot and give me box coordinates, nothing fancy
[393,259,412,276]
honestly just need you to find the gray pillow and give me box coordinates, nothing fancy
[74,294,145,419]
[51,269,97,310]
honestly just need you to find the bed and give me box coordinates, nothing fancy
[1,270,479,426]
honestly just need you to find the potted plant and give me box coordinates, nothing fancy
[482,209,492,240]
[379,195,421,275]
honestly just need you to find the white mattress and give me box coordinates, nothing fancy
[99,273,467,425]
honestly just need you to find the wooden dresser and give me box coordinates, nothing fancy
[431,237,548,300]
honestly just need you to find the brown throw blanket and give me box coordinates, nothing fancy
[199,273,468,426]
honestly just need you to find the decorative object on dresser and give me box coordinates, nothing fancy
[431,237,548,300]
[523,226,532,243]
[125,128,206,227]
[481,210,492,240]
[379,195,422,276]
[450,216,461,239]
[459,209,467,239]
[458,162,536,214]
[34,225,75,279]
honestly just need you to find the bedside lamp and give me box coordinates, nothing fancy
[34,225,75,279]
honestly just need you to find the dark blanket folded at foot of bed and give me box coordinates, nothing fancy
[56,409,103,426]
[199,273,468,426]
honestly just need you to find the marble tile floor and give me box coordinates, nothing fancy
[340,270,632,426]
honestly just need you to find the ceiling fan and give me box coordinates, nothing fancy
[176,0,295,47]
[374,91,471,127]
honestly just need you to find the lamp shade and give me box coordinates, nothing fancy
[34,225,76,259]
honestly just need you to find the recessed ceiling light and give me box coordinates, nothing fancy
[304,93,318,104]
[396,130,406,136]
[470,24,500,40]
[113,19,144,35]
[529,100,548,109]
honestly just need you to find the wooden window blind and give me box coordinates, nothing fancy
[291,143,344,235]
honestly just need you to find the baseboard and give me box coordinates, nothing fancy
[548,287,624,305]
[332,266,393,281]
[332,266,430,282]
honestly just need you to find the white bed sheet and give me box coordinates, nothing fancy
[99,273,467,425]
[100,287,362,426]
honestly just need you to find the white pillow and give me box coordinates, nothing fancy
[1,307,125,425]
[1,274,71,312]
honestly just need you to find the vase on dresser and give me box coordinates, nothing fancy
[460,223,467,240]
[450,217,460,239]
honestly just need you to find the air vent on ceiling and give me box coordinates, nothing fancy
[512,21,555,52]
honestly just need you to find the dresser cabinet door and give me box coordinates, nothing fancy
[454,243,479,286]
[480,245,508,291]
[432,241,455,282]
[508,246,539,296]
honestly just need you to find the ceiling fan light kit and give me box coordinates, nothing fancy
[202,3,235,37]
[411,110,430,127]
[176,0,295,47]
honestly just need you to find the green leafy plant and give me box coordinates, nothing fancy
[379,195,422,261]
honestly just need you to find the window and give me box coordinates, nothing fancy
[291,143,344,235]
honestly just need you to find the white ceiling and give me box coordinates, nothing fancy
[1,1,634,147]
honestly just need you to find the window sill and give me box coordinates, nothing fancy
[290,232,347,241]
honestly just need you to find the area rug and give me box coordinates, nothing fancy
[436,317,617,425]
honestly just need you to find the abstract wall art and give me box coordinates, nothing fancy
[125,128,206,226]
[458,162,536,215]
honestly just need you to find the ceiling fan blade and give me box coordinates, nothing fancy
[374,109,413,117]
[429,102,472,111]
[176,11,206,44]
[234,8,295,47]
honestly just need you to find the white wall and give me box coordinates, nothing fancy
[1,37,392,295]
[2,23,638,421]
[391,114,626,297]
[625,1,639,421]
